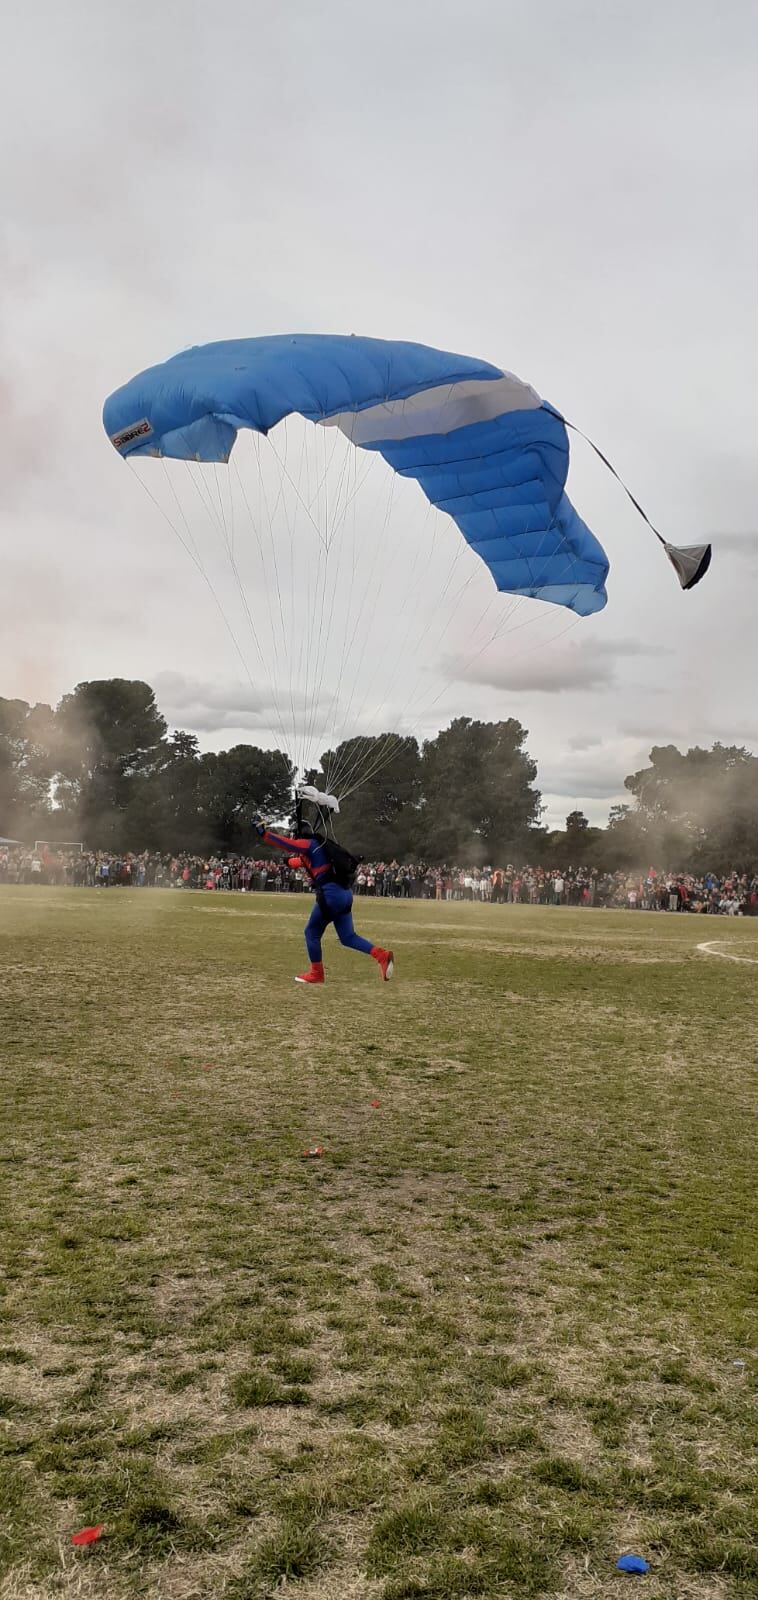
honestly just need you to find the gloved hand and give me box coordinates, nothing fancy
[252,815,266,837]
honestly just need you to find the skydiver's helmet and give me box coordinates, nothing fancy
[297,820,314,839]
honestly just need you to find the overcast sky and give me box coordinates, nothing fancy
[2,0,756,826]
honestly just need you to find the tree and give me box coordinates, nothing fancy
[536,808,605,869]
[420,717,541,863]
[624,743,758,871]
[0,698,56,838]
[196,745,294,851]
[123,730,203,851]
[54,680,168,847]
[307,735,422,858]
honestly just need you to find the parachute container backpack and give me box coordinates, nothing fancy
[104,335,711,801]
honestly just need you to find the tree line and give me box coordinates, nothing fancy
[2,679,757,870]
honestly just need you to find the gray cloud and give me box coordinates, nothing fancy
[445,637,669,695]
[154,672,271,733]
[619,718,758,749]
[154,671,338,736]
[536,732,655,811]
[541,772,631,801]
[709,534,758,560]
[568,733,605,751]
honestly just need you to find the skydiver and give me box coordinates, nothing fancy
[253,816,394,985]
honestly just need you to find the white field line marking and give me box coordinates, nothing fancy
[697,939,758,965]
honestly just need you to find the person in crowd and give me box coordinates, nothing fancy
[1,844,755,918]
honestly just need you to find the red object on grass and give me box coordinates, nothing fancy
[302,1145,324,1158]
[370,1099,381,1108]
[71,1525,104,1547]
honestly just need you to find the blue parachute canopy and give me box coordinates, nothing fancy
[103,333,609,616]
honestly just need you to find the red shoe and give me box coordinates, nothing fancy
[372,947,394,982]
[295,962,324,985]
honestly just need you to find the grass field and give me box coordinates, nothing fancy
[1,888,756,1600]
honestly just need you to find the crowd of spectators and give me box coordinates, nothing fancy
[1,843,757,914]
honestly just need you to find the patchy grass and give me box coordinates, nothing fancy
[0,886,756,1599]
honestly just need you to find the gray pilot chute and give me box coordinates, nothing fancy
[662,541,712,591]
[562,416,713,594]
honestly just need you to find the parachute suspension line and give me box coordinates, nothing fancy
[308,442,381,775]
[212,463,234,559]
[378,511,590,760]
[338,609,584,806]
[266,417,299,772]
[390,502,589,737]
[234,438,298,762]
[302,437,357,769]
[321,467,400,792]
[329,401,589,799]
[327,450,377,536]
[337,498,592,802]
[482,495,596,644]
[252,434,289,682]
[322,491,399,796]
[127,462,291,755]
[288,418,334,771]
[336,572,493,801]
[316,470,390,790]
[142,422,597,809]
[331,497,497,799]
[201,461,289,756]
[318,449,370,784]
[132,462,206,578]
[296,430,332,774]
[160,459,205,569]
[325,399,437,790]
[182,453,225,536]
[266,433,329,553]
[264,418,348,775]
[305,419,342,524]
[273,419,306,771]
[231,455,285,708]
[425,611,581,719]
[250,426,303,765]
[311,499,379,787]
[328,458,420,755]
[327,494,465,797]
[335,419,597,800]
[290,420,312,766]
[108,334,675,810]
[183,459,293,760]
[345,615,585,802]
[331,486,585,800]
[329,526,471,800]
[303,534,331,773]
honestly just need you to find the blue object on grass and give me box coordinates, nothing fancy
[617,1554,650,1574]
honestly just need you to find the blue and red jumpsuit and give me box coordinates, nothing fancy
[263,831,376,965]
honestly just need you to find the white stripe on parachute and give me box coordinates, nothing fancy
[319,372,541,446]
